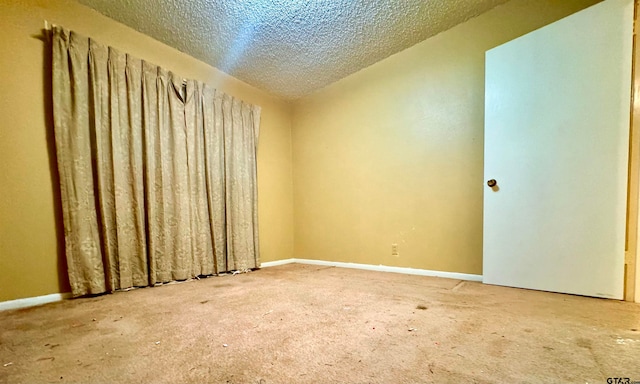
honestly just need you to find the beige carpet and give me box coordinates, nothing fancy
[1,263,639,383]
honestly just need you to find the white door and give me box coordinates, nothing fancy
[483,0,633,299]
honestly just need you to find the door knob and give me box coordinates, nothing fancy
[487,179,497,187]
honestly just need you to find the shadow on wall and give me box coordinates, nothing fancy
[39,29,71,294]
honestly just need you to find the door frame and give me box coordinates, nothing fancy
[625,0,639,302]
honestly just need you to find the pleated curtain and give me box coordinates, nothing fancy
[51,27,261,297]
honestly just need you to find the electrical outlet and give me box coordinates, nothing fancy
[391,243,399,256]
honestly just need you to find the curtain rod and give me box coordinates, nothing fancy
[33,20,55,42]
[44,20,56,31]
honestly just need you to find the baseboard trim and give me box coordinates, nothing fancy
[0,292,72,312]
[261,258,482,282]
[260,259,296,268]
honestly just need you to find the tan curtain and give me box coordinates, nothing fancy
[52,27,261,297]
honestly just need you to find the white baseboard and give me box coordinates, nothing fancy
[261,258,482,282]
[0,292,72,312]
[260,259,296,268]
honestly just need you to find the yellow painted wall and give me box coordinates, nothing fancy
[0,0,294,302]
[291,0,601,274]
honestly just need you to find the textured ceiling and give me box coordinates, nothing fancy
[76,0,508,100]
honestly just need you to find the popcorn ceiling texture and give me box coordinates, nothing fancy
[76,0,508,99]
